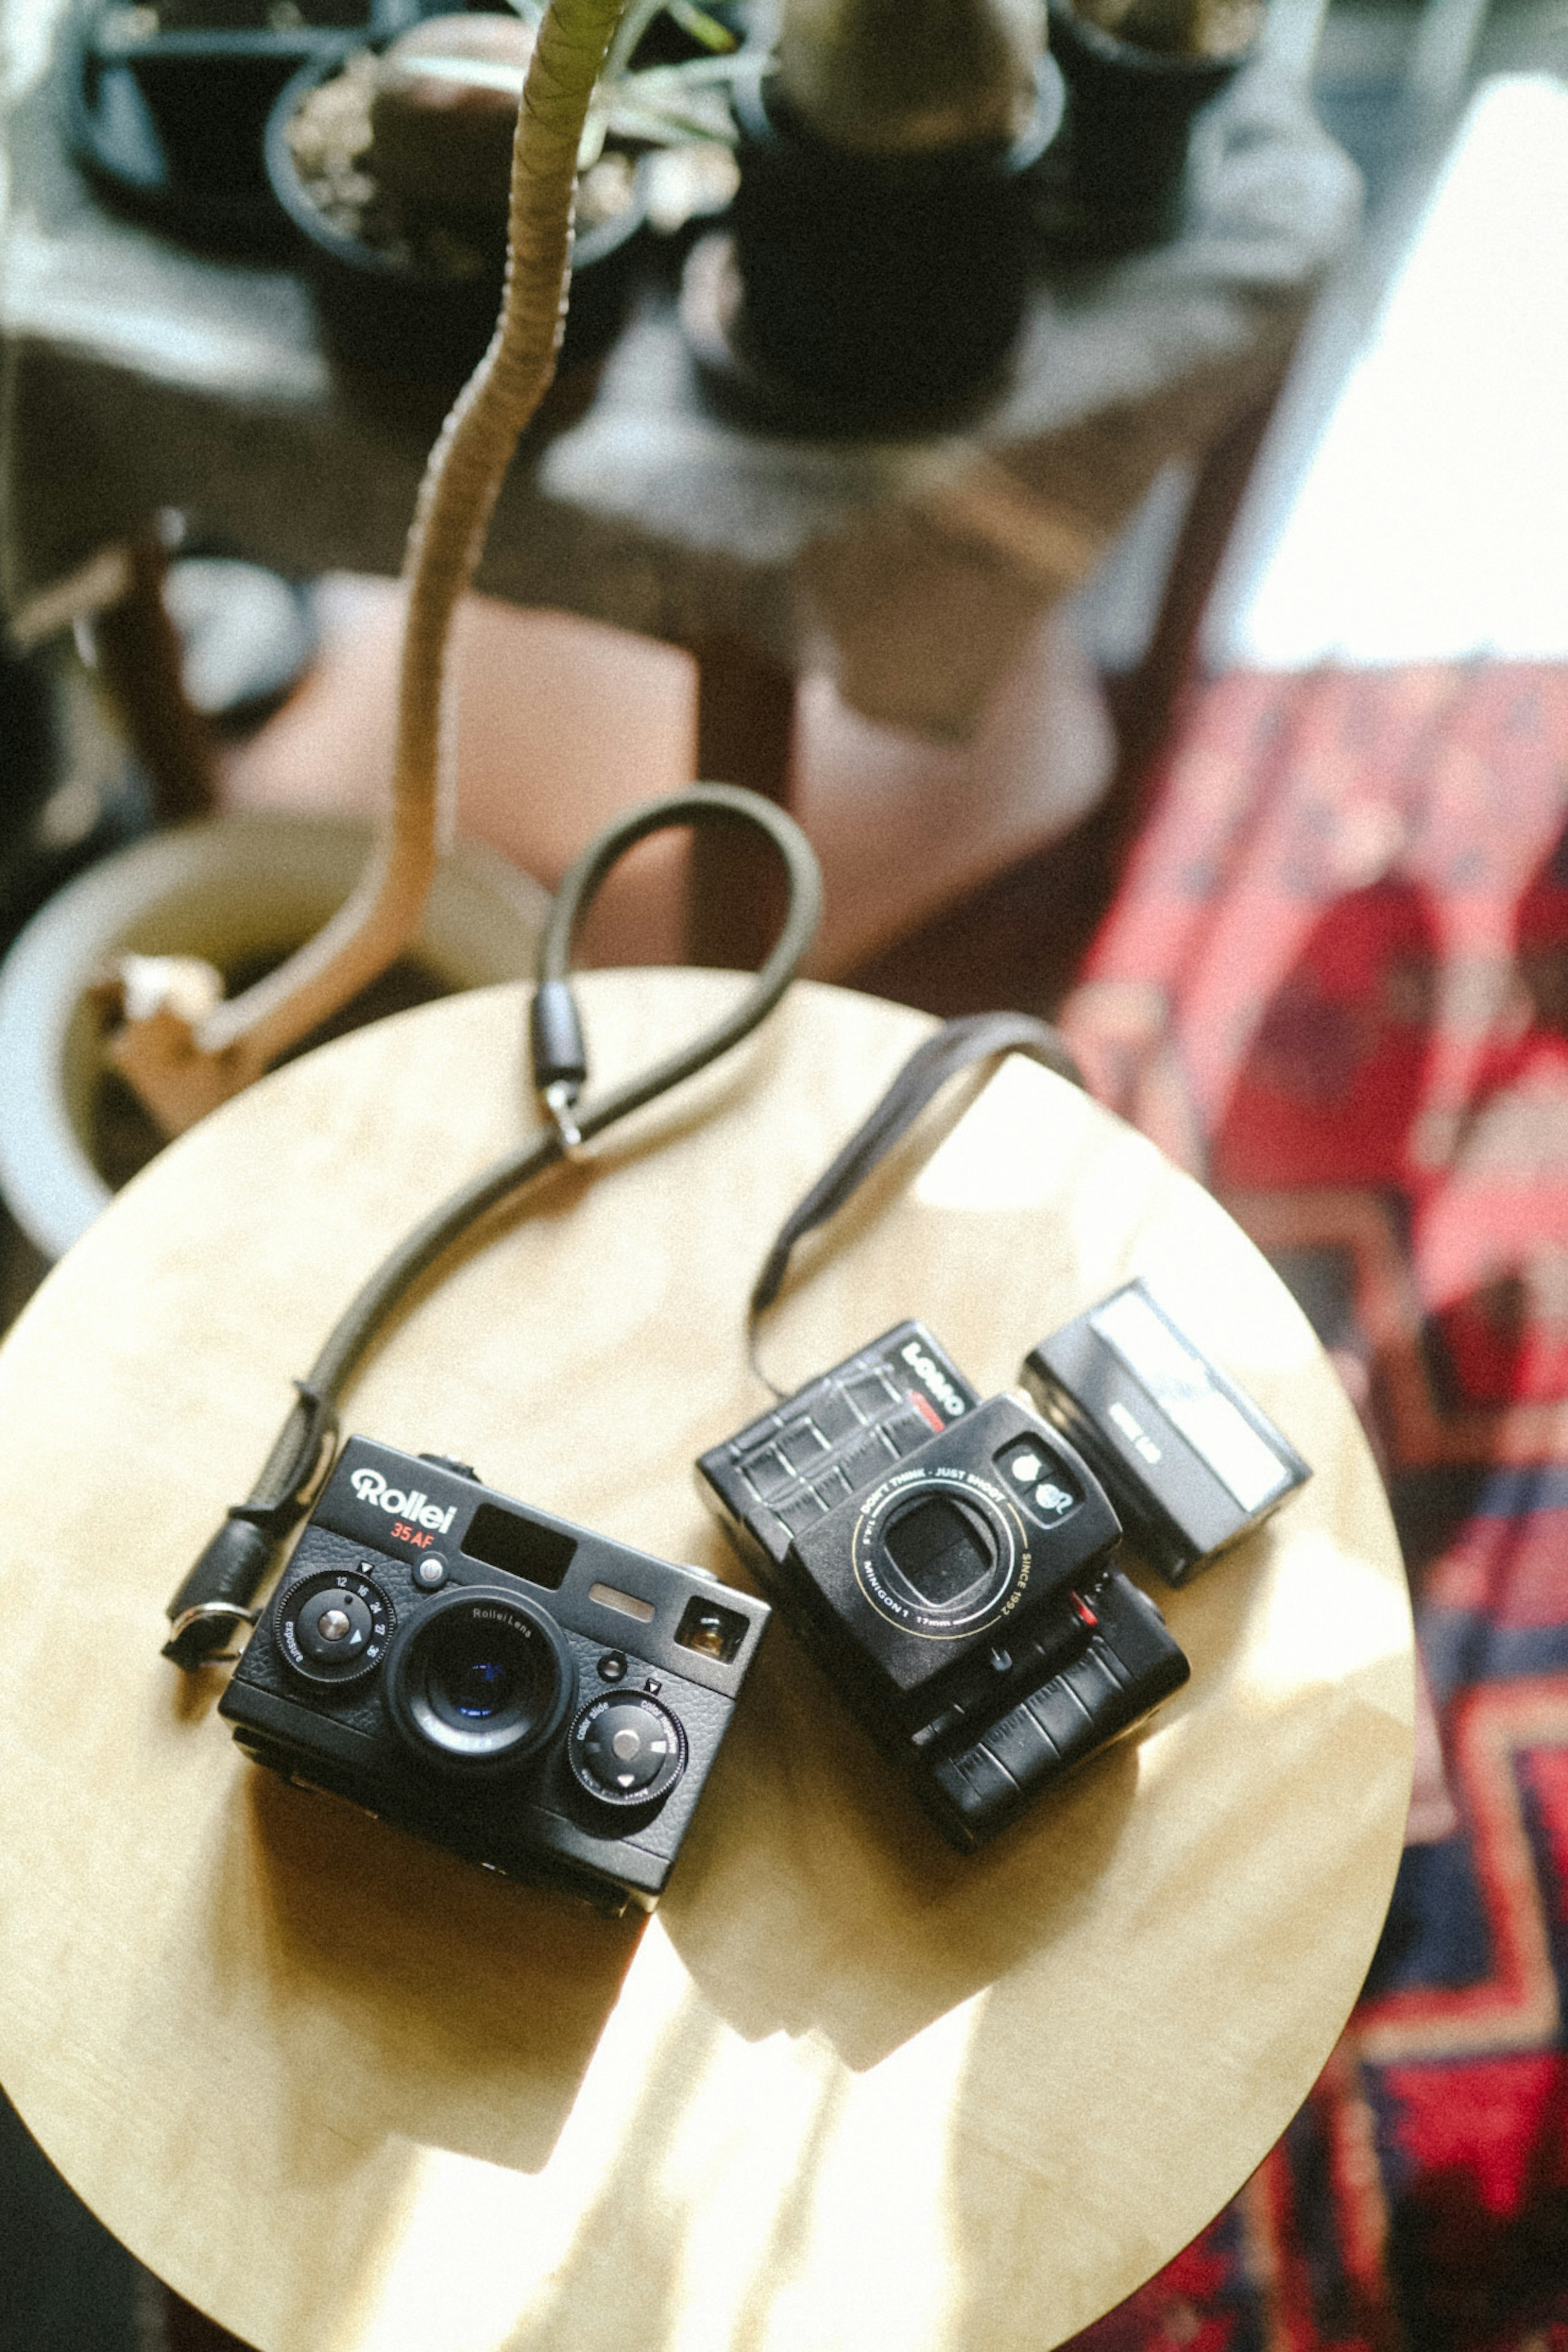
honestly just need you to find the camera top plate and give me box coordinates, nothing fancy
[314,1438,768,1699]
[701,1323,980,1572]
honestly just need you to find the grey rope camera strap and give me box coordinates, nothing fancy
[747,1009,1085,1396]
[165,784,823,1670]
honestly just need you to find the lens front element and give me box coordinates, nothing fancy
[388,1589,575,1769]
[885,1494,996,1608]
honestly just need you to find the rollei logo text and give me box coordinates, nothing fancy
[350,1466,457,1534]
[900,1340,966,1419]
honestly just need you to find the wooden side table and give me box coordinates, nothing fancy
[2,0,1361,964]
[0,972,1413,2352]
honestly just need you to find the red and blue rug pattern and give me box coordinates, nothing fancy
[1058,662,1568,2352]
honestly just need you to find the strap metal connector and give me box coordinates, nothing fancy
[543,1080,583,1153]
[164,1599,261,1665]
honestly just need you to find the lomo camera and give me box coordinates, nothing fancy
[220,1438,769,1913]
[697,1324,1189,1851]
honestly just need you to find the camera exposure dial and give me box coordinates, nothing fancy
[569,1692,687,1809]
[278,1569,394,1686]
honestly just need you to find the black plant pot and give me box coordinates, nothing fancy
[719,56,1063,428]
[1040,0,1251,251]
[264,46,648,383]
[66,0,426,252]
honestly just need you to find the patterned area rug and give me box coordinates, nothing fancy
[1058,662,1568,2352]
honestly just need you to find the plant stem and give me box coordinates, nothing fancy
[195,0,629,1086]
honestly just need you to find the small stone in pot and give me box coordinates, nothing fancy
[369,12,535,223]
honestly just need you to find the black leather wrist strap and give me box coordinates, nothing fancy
[164,784,823,1668]
[748,1009,1084,1392]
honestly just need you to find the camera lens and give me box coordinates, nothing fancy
[428,1636,517,1725]
[387,1590,576,1771]
[854,1471,1025,1638]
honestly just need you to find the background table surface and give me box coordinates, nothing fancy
[0,971,1412,2352]
[0,0,1358,734]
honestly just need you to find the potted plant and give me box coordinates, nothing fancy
[67,0,424,252]
[265,0,747,377]
[0,0,631,1250]
[0,814,546,1260]
[692,0,1064,426]
[1039,0,1264,251]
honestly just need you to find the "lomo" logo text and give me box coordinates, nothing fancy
[900,1339,967,1419]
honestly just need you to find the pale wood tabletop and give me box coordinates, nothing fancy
[0,971,1412,2352]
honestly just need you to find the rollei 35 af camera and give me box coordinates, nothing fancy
[696,1325,1189,1850]
[220,1439,769,1913]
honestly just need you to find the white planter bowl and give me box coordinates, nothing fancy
[0,813,548,1263]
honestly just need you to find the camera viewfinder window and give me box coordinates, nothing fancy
[461,1504,576,1590]
[675,1597,749,1663]
[886,1497,993,1606]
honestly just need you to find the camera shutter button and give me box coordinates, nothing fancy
[418,1454,479,1481]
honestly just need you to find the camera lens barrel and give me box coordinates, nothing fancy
[856,1471,1027,1641]
[386,1588,577,1771]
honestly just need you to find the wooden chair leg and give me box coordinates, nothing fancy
[687,632,798,969]
[87,521,219,826]
[842,377,1293,1019]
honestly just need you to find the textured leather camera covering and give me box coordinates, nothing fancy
[221,1440,766,1905]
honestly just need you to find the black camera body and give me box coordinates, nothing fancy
[220,1439,770,1913]
[696,1324,1189,1851]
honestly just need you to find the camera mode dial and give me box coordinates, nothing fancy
[279,1568,394,1686]
[568,1693,686,1809]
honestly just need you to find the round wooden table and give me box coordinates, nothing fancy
[0,971,1413,2352]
